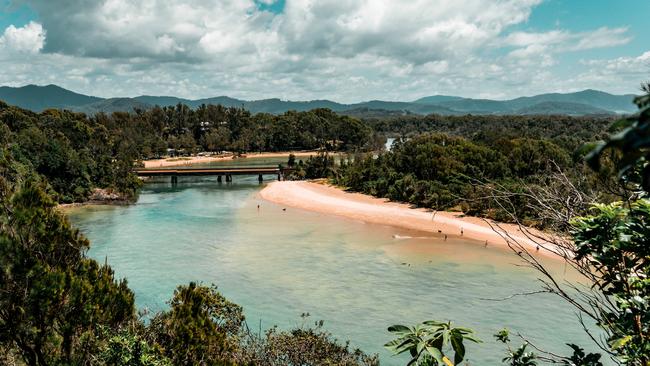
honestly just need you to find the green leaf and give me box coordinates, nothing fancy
[426,346,445,365]
[451,334,465,364]
[388,324,411,334]
[609,335,632,350]
[417,340,426,355]
[385,337,416,355]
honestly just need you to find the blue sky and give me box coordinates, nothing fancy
[502,0,649,85]
[0,0,648,101]
[0,1,34,29]
[512,0,647,53]
[254,0,285,14]
[519,0,647,59]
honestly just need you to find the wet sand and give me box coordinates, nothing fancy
[260,181,561,257]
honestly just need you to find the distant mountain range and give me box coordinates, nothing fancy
[0,84,638,117]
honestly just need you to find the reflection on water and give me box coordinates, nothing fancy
[67,177,602,365]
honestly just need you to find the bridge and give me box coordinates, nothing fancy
[135,166,292,183]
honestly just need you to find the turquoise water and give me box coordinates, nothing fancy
[67,176,604,365]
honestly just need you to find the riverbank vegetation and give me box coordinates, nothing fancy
[0,101,375,203]
[331,132,618,229]
[1,84,649,365]
[282,113,622,229]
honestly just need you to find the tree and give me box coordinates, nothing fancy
[147,283,244,366]
[304,152,337,179]
[0,151,135,366]
[237,316,379,366]
[287,153,296,168]
[203,127,231,152]
[99,328,171,366]
[477,84,650,365]
[587,82,650,192]
[570,201,650,364]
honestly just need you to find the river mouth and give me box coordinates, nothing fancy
[67,176,601,365]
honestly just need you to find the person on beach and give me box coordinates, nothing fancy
[460,227,463,236]
[485,240,488,247]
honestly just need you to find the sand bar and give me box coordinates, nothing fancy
[143,151,319,168]
[260,181,561,257]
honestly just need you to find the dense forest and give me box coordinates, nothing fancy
[0,101,376,203]
[328,133,619,228]
[286,114,622,228]
[367,114,615,142]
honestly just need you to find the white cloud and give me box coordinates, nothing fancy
[504,30,570,47]
[21,0,544,66]
[502,26,632,71]
[0,0,644,102]
[279,0,542,64]
[505,27,631,64]
[0,21,45,53]
[573,27,631,51]
[581,51,650,75]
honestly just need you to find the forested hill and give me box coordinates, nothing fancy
[0,84,101,111]
[0,84,638,116]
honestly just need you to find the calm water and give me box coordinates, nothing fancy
[67,174,603,364]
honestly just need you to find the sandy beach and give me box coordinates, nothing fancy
[143,151,319,168]
[260,181,561,257]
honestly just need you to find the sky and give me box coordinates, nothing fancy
[0,0,648,102]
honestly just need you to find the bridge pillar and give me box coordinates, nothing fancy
[258,174,263,183]
[226,174,232,183]
[217,175,222,183]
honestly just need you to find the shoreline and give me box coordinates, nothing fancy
[143,151,321,168]
[57,188,133,210]
[57,199,131,210]
[259,181,561,258]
